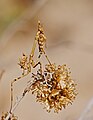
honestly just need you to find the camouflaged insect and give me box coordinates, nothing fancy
[0,21,77,120]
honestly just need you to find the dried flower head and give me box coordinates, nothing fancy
[31,64,77,113]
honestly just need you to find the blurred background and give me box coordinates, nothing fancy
[0,0,93,120]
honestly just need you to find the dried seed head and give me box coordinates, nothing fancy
[31,64,77,113]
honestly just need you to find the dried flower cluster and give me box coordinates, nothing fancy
[0,21,77,120]
[31,64,77,113]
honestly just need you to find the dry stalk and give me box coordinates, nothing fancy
[0,70,5,82]
[4,84,31,120]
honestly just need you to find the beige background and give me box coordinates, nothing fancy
[0,0,93,120]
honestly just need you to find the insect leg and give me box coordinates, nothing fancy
[43,50,51,65]
[10,73,29,113]
[31,60,42,74]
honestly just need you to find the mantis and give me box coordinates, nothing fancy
[10,21,51,113]
[0,20,77,120]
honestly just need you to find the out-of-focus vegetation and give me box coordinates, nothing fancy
[0,0,33,35]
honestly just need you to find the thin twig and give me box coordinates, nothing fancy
[0,70,5,81]
[0,0,48,51]
[78,97,93,120]
[5,83,31,120]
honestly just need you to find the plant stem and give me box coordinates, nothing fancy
[5,84,31,120]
